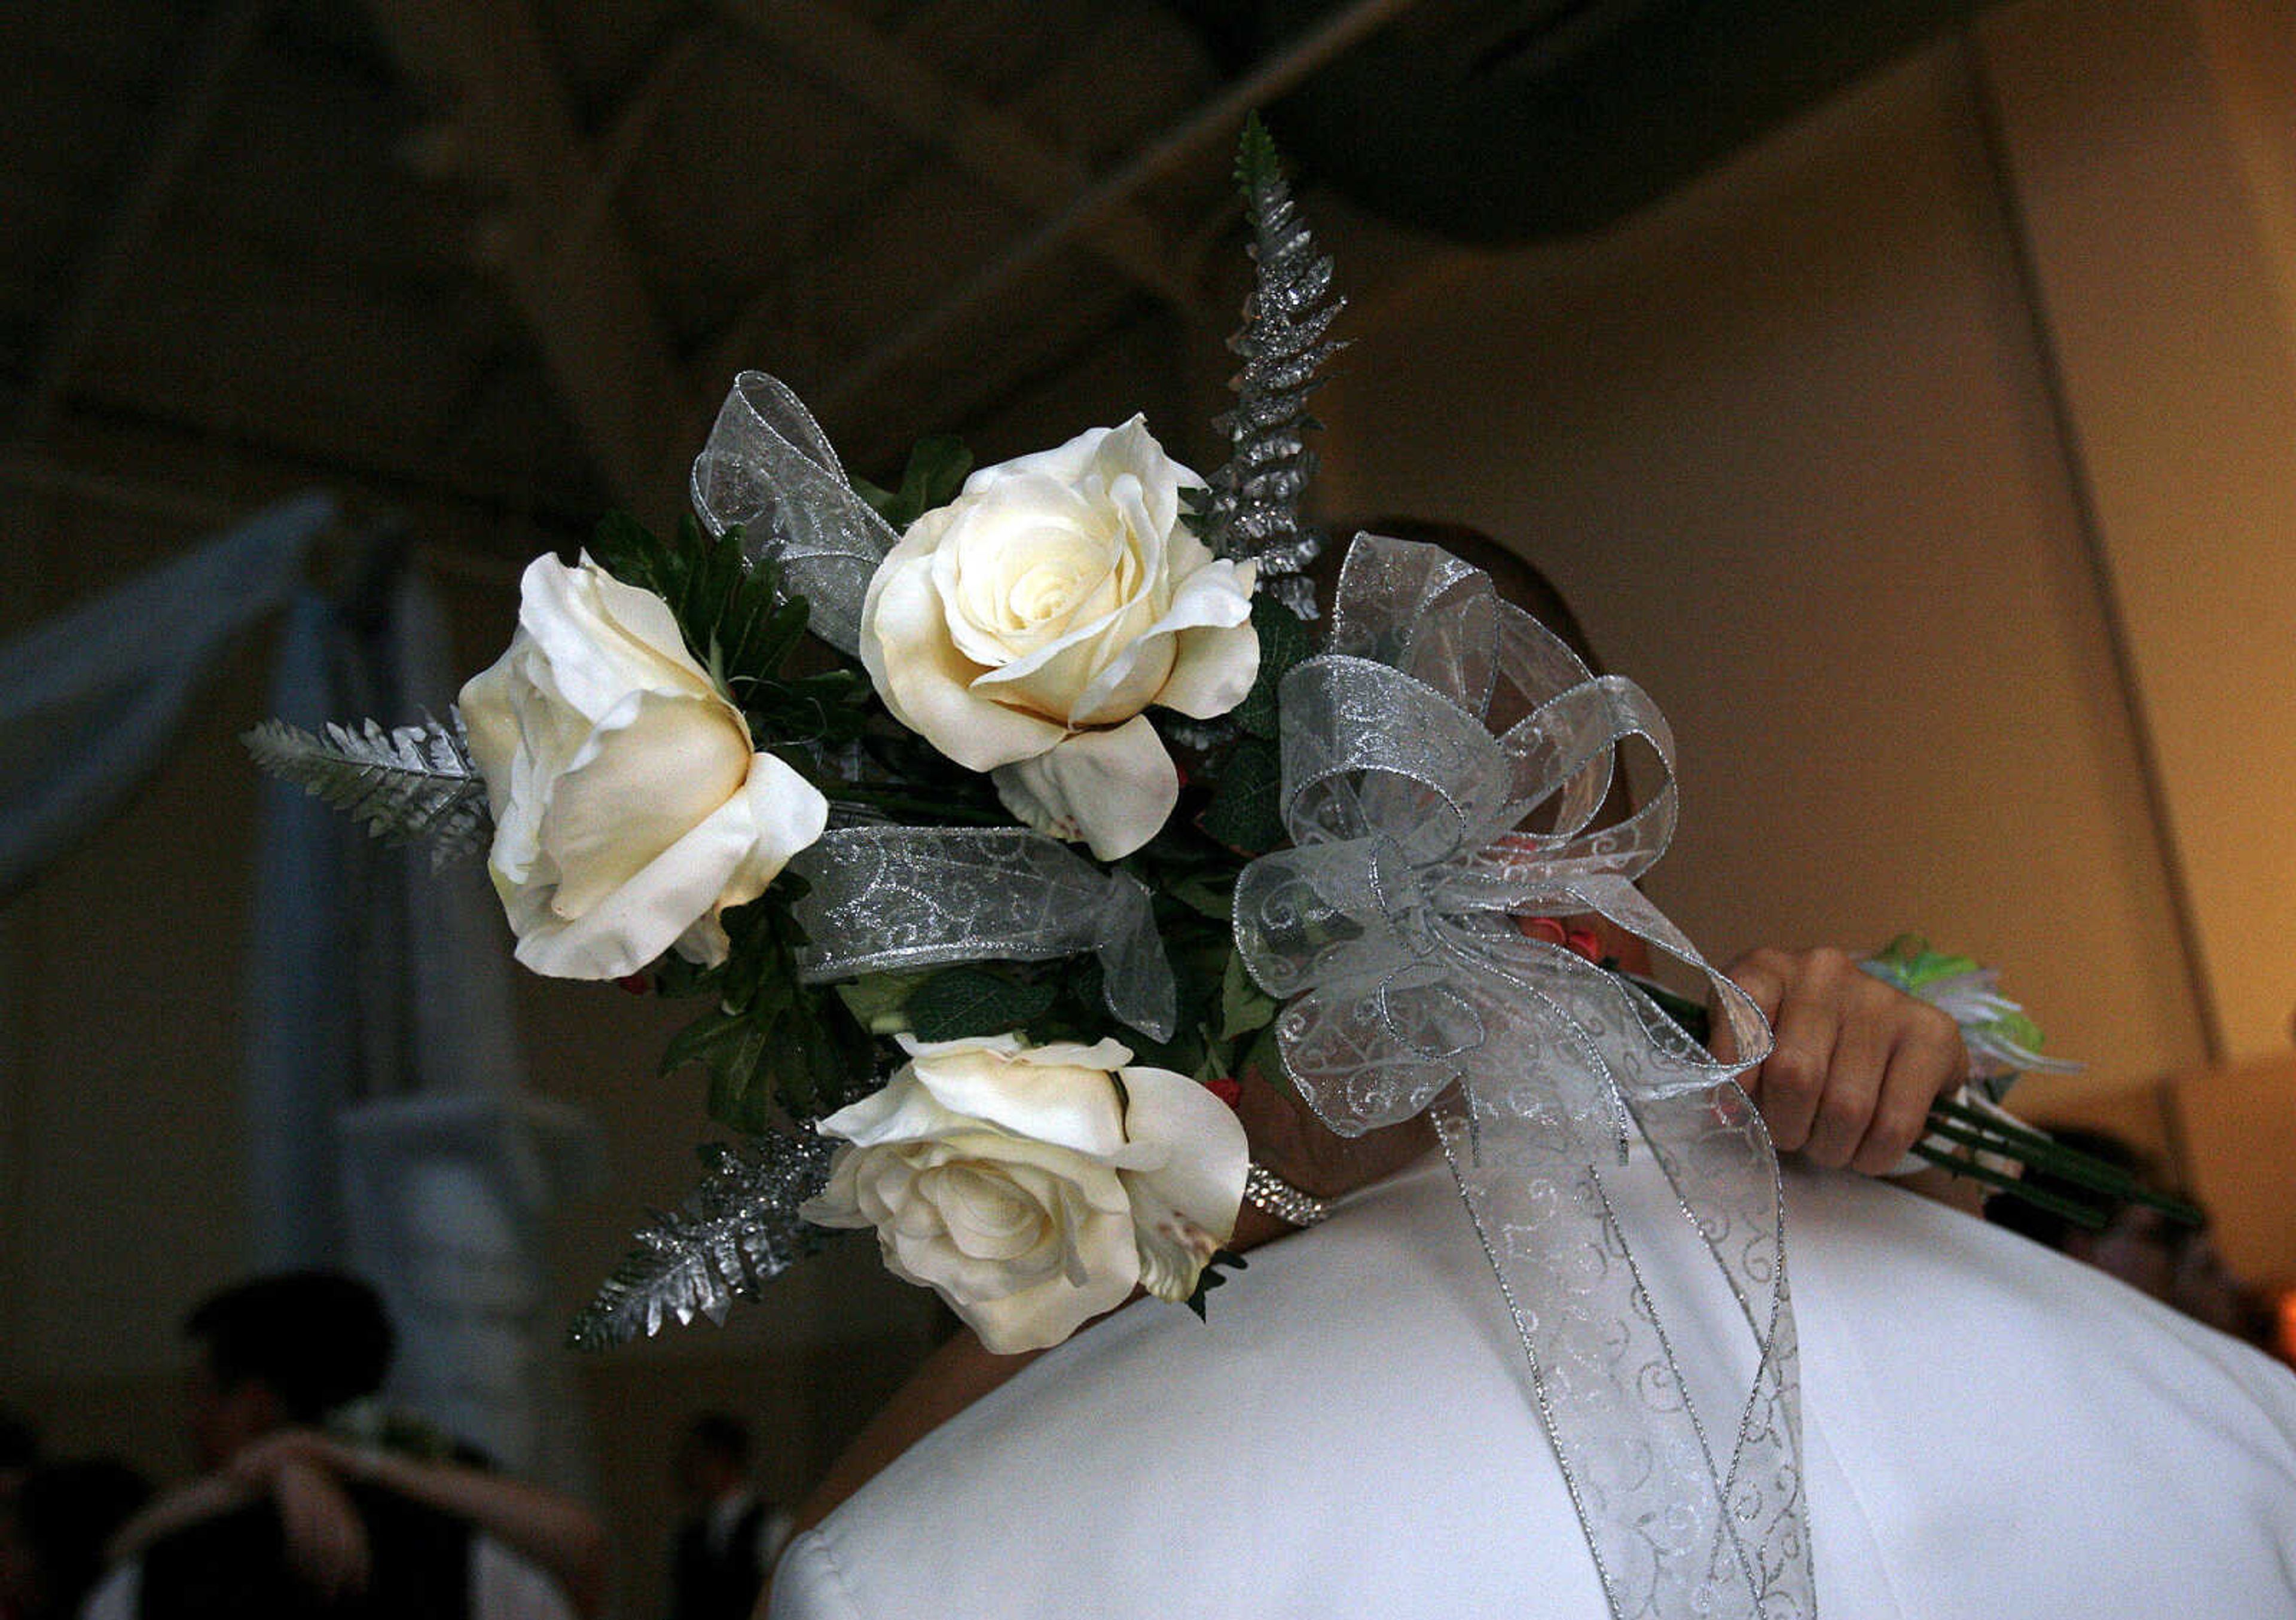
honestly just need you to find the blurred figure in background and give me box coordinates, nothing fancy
[1987,1126,2277,1347]
[83,1270,606,1619]
[667,1414,790,1620]
[1,1459,150,1620]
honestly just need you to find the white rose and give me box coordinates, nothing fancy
[801,1033,1248,1353]
[459,554,828,980]
[859,418,1259,860]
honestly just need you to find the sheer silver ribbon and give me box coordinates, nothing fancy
[691,371,900,658]
[789,827,1176,1043]
[689,375,1179,1044]
[1234,535,1814,1619]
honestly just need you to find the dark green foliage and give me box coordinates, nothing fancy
[1230,595,1312,741]
[906,967,1060,1043]
[852,435,973,530]
[590,511,868,750]
[1197,735,1286,855]
[1185,1248,1247,1321]
[655,885,876,1130]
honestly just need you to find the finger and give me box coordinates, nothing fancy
[1713,950,1788,1068]
[1803,986,1894,1168]
[1747,969,1840,1154]
[1852,1004,1968,1176]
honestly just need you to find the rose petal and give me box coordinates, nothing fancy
[1113,1065,1250,1240]
[991,716,1177,860]
[518,555,714,719]
[507,774,780,979]
[541,689,755,916]
[907,1045,1129,1159]
[862,548,1067,771]
[814,1071,975,1150]
[1156,618,1262,720]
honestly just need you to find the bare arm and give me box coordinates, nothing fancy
[103,1474,255,1563]
[230,1431,610,1620]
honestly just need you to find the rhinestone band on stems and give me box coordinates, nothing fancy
[1244,1163,1333,1228]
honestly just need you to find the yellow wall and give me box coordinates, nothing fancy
[1318,0,2294,1266]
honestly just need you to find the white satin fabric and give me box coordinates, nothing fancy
[771,1153,2296,1619]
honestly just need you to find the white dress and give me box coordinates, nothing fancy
[770,1153,2296,1619]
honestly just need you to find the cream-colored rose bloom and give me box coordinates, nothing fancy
[459,554,828,980]
[801,1033,1248,1353]
[858,418,1259,860]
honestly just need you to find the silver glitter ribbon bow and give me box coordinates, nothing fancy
[1234,535,1813,1619]
[689,374,1178,1044]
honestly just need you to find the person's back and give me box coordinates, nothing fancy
[136,1483,471,1620]
[771,1152,2296,1619]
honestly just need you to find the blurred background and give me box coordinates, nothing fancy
[2,0,2292,1609]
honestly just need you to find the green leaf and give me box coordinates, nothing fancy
[1239,1023,1285,1096]
[833,970,934,1035]
[1197,735,1286,855]
[659,1004,748,1078]
[591,511,673,600]
[854,436,974,530]
[850,473,897,519]
[894,436,972,524]
[908,967,1058,1042]
[1165,870,1236,922]
[1184,1248,1247,1322]
[1232,596,1312,740]
[707,1025,777,1135]
[1219,949,1277,1042]
[590,511,808,710]
[1234,110,1281,194]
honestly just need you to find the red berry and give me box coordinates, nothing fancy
[1515,915,1568,946]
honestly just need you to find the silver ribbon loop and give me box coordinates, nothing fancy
[689,372,900,657]
[1234,533,1812,1619]
[789,826,1179,1044]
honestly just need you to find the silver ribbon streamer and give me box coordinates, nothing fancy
[690,371,899,657]
[789,827,1178,1045]
[1234,535,1814,1619]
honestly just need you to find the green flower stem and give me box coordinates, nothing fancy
[1925,1108,2202,1224]
[1909,1141,2110,1229]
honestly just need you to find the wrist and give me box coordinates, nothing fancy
[1228,1161,1335,1252]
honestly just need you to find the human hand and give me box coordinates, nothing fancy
[1712,946,1968,1175]
[228,1431,371,1600]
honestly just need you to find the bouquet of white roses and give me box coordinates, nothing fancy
[248,118,2178,1619]
[249,119,1336,1356]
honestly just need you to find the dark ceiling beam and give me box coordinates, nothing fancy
[12,0,276,448]
[715,0,1193,316]
[362,0,706,520]
[574,22,714,246]
[815,0,1426,426]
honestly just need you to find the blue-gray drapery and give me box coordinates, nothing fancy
[253,556,602,1488]
[0,493,331,897]
[0,495,598,1490]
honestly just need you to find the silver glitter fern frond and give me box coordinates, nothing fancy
[242,712,491,867]
[1199,115,1344,621]
[567,1133,841,1352]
